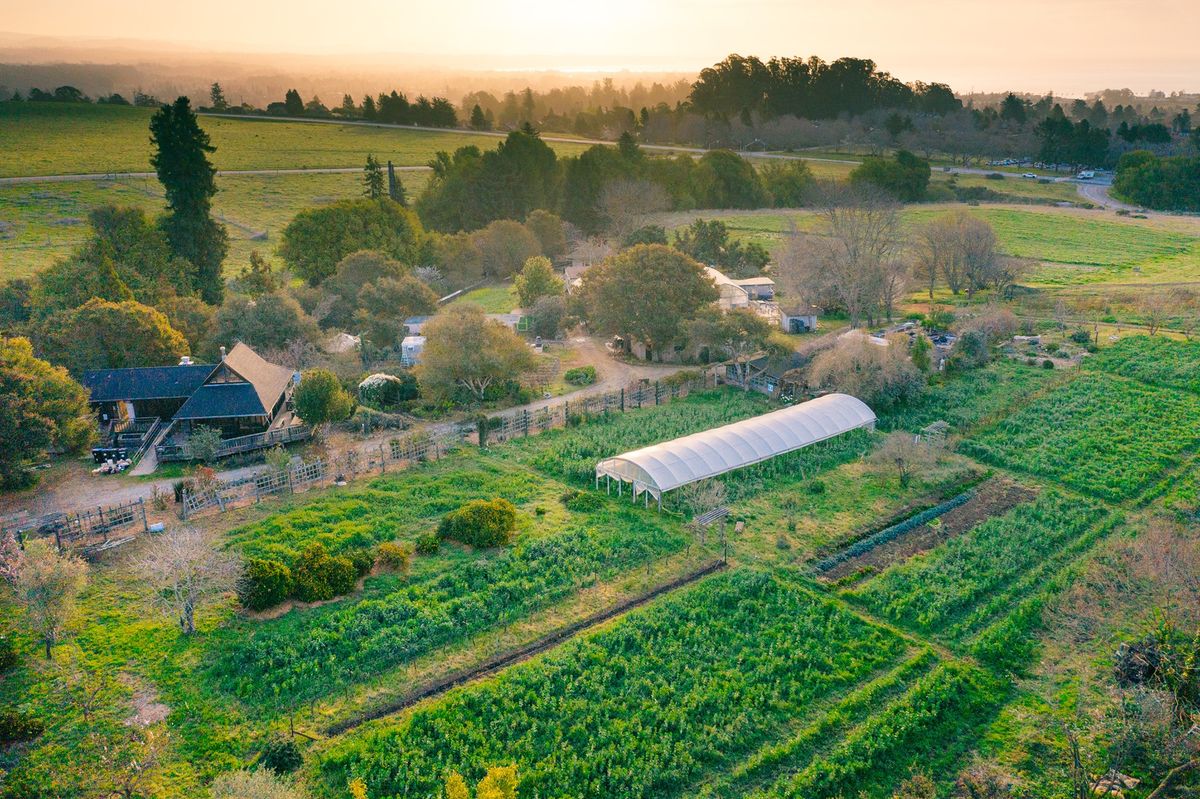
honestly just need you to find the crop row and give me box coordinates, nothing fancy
[961,372,1200,500]
[1084,335,1200,394]
[847,491,1107,635]
[754,661,1002,799]
[317,570,906,799]
[210,508,686,707]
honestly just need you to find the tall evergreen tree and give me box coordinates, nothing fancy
[363,154,385,199]
[469,104,489,131]
[387,160,407,206]
[209,82,228,111]
[149,96,228,303]
[284,89,303,116]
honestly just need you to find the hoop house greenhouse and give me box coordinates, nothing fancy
[595,393,876,508]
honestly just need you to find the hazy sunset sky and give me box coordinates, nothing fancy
[5,0,1199,94]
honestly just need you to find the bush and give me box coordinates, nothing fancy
[239,559,293,611]
[259,734,303,774]
[0,708,44,744]
[358,372,419,408]
[0,635,16,672]
[564,365,597,386]
[1042,359,1055,369]
[1070,328,1092,345]
[290,543,357,602]
[560,489,604,512]
[415,533,440,554]
[438,498,518,548]
[806,479,827,495]
[377,541,411,571]
[347,548,376,577]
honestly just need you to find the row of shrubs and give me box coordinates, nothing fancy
[239,499,519,610]
[813,487,978,573]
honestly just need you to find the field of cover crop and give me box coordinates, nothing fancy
[961,371,1200,501]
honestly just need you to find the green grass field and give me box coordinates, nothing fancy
[0,102,597,177]
[0,170,430,278]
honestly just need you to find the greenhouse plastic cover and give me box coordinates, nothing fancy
[595,393,876,499]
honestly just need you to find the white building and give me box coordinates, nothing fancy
[401,335,426,367]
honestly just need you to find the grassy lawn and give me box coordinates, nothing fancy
[448,283,519,313]
[0,102,596,178]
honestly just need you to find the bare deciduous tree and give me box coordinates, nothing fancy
[870,430,941,487]
[679,478,727,517]
[135,525,239,635]
[777,184,905,328]
[600,179,670,240]
[1138,291,1173,336]
[210,768,303,799]
[13,539,88,658]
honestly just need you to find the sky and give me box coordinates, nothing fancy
[4,0,1199,95]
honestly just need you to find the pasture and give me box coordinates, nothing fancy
[0,170,430,278]
[0,102,594,177]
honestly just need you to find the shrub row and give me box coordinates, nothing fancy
[813,488,977,573]
[238,542,376,610]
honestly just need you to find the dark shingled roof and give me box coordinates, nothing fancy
[174,383,272,420]
[82,364,213,403]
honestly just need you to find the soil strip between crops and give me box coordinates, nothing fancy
[325,558,728,736]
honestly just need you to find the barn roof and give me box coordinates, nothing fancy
[81,364,213,403]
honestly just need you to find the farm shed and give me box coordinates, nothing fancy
[595,393,876,507]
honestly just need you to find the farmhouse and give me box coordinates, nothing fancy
[83,342,299,442]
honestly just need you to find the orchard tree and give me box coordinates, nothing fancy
[0,337,94,488]
[135,525,239,635]
[294,369,354,426]
[150,96,228,303]
[37,298,188,375]
[418,303,535,401]
[13,539,88,659]
[514,256,563,308]
[580,244,717,359]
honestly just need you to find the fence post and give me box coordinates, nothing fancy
[139,498,147,531]
[655,381,660,405]
[620,387,625,412]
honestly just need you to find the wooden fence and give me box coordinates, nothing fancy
[1,499,149,556]
[158,422,312,463]
[179,374,712,521]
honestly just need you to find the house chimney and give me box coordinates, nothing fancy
[219,346,226,360]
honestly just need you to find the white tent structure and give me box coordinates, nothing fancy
[595,393,876,508]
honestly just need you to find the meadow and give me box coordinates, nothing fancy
[0,102,595,178]
[1083,334,1200,394]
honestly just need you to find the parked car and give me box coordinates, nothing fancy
[1021,172,1038,179]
